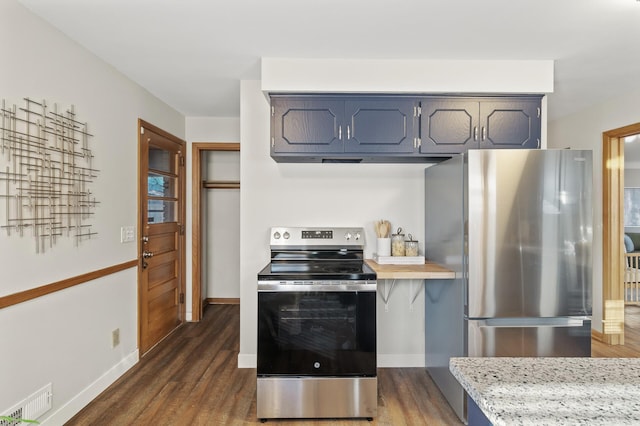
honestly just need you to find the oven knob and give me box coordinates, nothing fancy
[345,232,352,240]
[314,362,320,369]
[283,232,290,239]
[355,232,361,240]
[273,232,281,239]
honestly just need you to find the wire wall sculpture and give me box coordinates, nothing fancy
[0,98,99,253]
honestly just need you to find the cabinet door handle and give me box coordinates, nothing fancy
[338,126,342,140]
[482,126,486,141]
[347,125,351,140]
[474,126,478,141]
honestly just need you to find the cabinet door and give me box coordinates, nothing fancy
[271,98,344,154]
[420,99,479,154]
[479,98,541,149]
[344,98,416,154]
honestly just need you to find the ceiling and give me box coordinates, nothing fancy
[16,0,640,121]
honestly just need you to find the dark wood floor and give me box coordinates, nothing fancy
[67,305,640,425]
[66,305,462,425]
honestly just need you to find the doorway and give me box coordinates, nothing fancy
[602,122,640,346]
[191,142,240,321]
[138,119,186,354]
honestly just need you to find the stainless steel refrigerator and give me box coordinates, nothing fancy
[424,149,592,422]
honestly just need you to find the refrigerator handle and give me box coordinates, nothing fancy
[476,317,590,328]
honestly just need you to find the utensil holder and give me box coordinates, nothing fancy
[377,238,391,257]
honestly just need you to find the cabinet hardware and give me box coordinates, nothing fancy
[537,138,541,149]
[271,106,275,116]
[271,137,275,148]
[347,125,351,140]
[417,137,421,148]
[474,126,478,141]
[482,127,486,141]
[537,107,541,118]
[338,126,342,140]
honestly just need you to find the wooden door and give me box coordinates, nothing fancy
[138,120,185,355]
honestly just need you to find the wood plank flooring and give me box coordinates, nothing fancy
[66,305,462,425]
[67,305,640,425]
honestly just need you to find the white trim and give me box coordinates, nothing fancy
[262,58,554,94]
[40,350,139,425]
[238,353,257,368]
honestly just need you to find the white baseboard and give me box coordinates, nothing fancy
[377,354,425,368]
[41,350,139,425]
[238,353,257,368]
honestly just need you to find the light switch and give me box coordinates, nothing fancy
[120,226,135,243]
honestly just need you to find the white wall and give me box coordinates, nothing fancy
[0,1,184,423]
[548,87,640,333]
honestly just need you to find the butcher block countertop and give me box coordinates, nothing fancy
[450,357,640,426]
[364,259,455,279]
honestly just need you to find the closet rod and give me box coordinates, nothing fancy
[202,180,240,189]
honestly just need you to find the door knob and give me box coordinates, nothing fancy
[142,251,154,259]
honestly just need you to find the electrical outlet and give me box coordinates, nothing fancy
[112,328,120,348]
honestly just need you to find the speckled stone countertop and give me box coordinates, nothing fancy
[450,357,640,425]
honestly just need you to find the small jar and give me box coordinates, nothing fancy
[405,234,419,257]
[391,228,405,256]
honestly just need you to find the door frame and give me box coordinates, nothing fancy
[137,119,187,350]
[602,122,640,345]
[191,142,240,322]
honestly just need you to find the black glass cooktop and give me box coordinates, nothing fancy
[257,261,376,281]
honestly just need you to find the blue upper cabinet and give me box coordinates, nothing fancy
[479,99,541,149]
[271,96,417,160]
[271,97,344,154]
[344,99,416,154]
[420,98,478,154]
[420,96,542,154]
[270,95,542,163]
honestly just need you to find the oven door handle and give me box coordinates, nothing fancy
[258,282,377,292]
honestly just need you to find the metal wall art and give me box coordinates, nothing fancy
[0,98,99,253]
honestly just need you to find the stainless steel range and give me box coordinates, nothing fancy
[256,227,377,421]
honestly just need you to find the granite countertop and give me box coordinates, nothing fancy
[450,357,640,425]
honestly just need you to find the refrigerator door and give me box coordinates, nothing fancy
[467,317,592,357]
[466,149,593,319]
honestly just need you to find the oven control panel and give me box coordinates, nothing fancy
[270,227,364,247]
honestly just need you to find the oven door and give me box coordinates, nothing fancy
[257,289,376,377]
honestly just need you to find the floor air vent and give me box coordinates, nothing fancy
[1,384,52,425]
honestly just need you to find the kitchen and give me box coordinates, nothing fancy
[3,0,640,424]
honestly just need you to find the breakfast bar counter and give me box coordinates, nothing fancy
[364,259,455,280]
[449,357,640,425]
